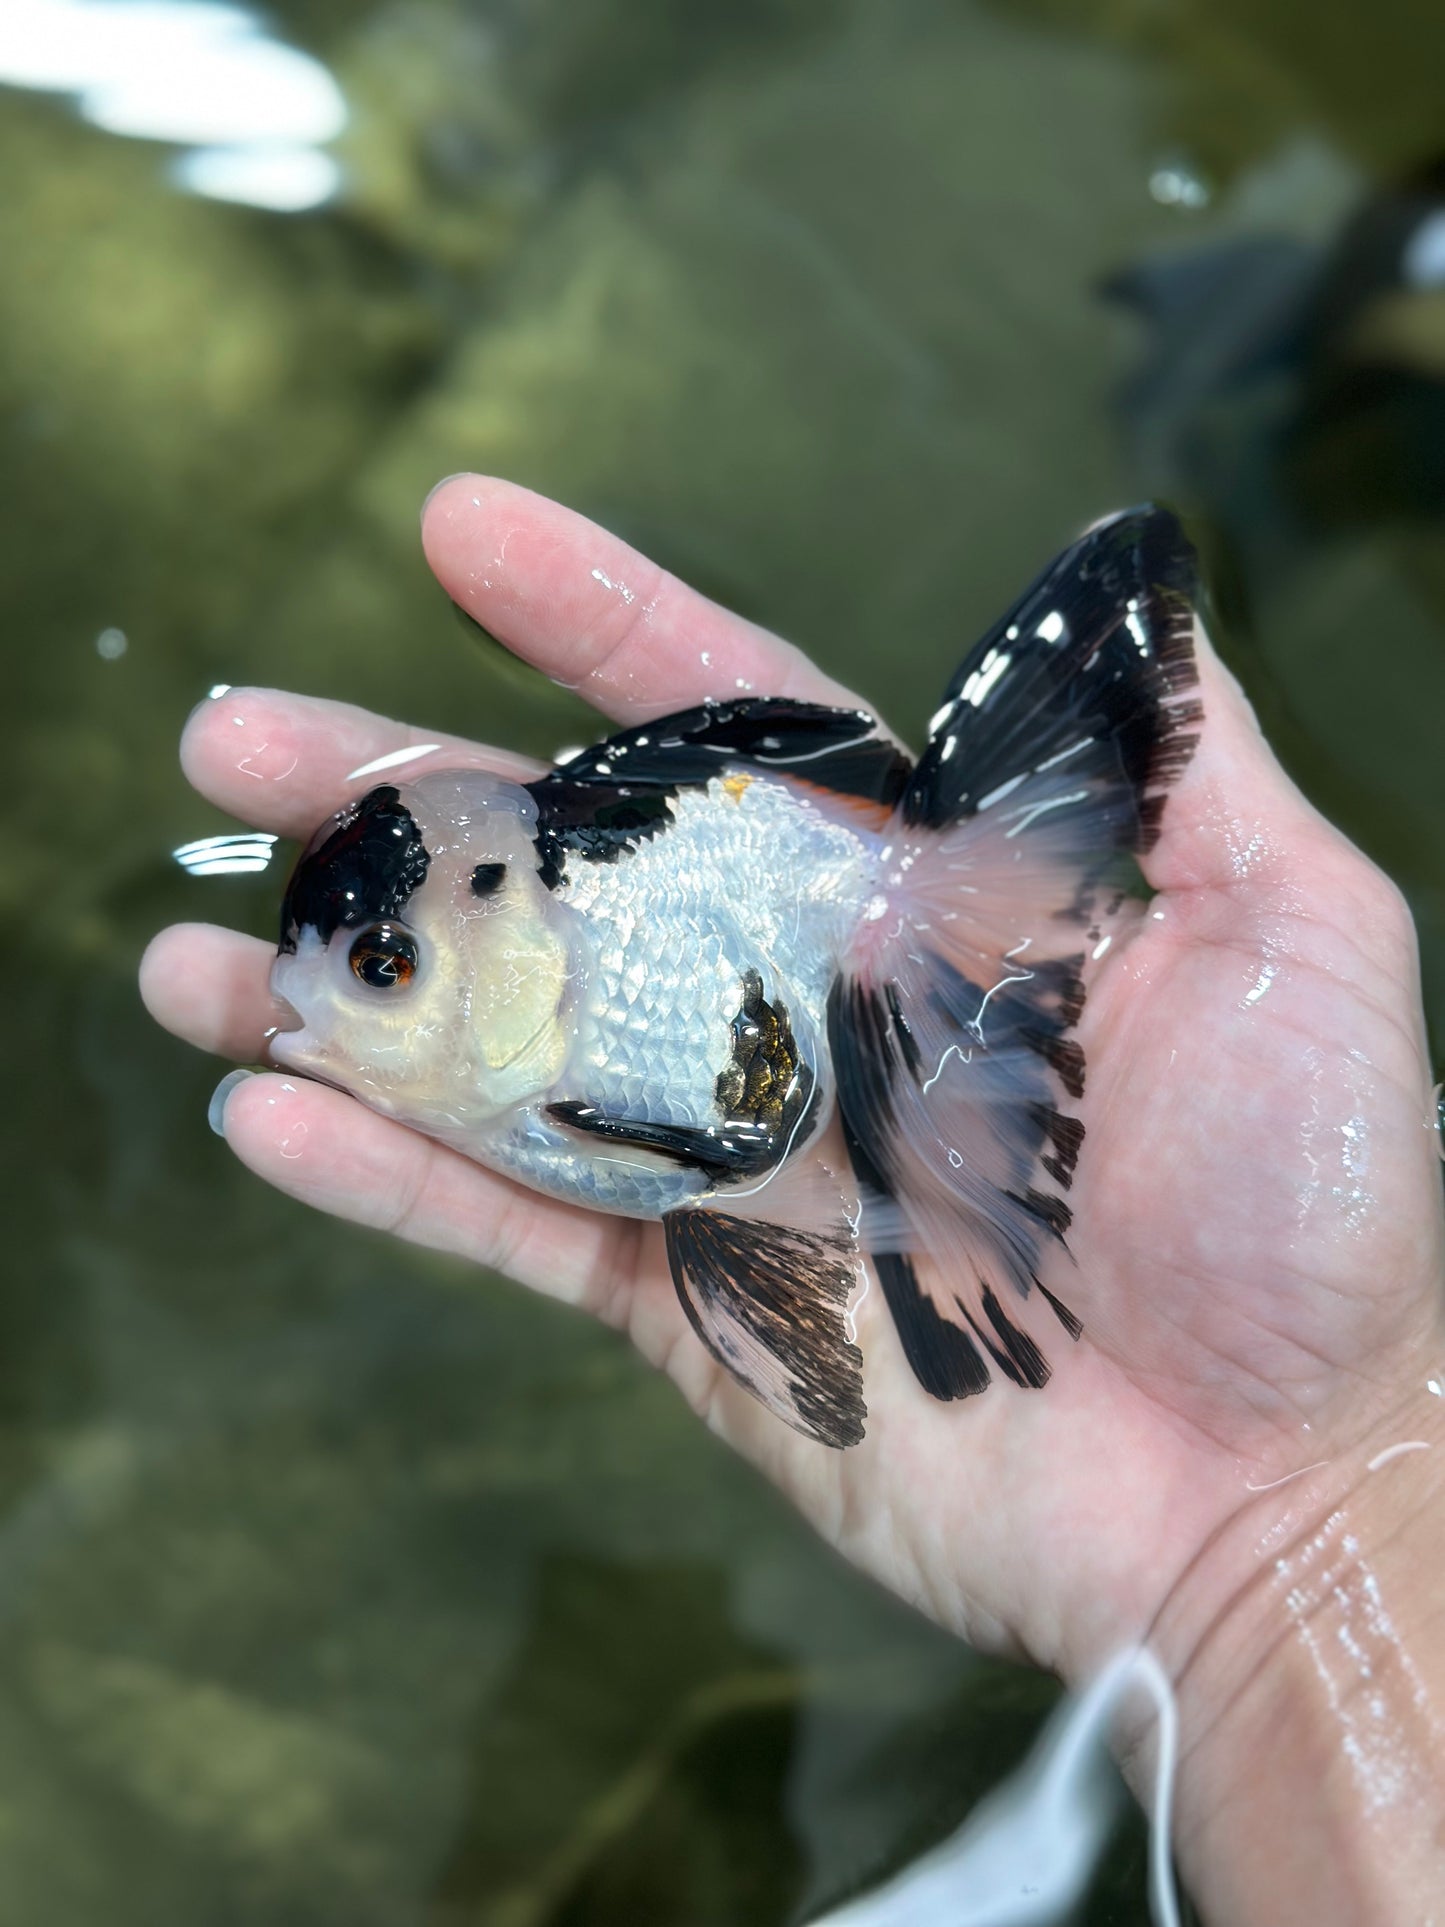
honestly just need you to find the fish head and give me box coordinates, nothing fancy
[269,770,578,1129]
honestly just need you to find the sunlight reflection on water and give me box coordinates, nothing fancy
[0,0,344,207]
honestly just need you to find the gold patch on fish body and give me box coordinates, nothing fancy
[716,969,808,1137]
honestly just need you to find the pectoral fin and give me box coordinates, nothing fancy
[545,1101,775,1183]
[663,1203,866,1449]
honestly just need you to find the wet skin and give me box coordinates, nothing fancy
[141,477,1445,1923]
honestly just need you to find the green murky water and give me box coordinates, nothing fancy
[6,1,1445,1920]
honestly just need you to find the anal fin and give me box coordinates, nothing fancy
[664,1201,866,1449]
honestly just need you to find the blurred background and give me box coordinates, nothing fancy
[6,0,1445,1920]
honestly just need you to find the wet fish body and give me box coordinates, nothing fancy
[271,509,1202,1447]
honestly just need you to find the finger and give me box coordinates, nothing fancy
[1146,618,1363,905]
[140,924,282,1061]
[421,475,865,722]
[212,1071,676,1322]
[179,687,543,839]
[143,927,709,1388]
[1140,617,1425,1036]
[213,1072,779,1453]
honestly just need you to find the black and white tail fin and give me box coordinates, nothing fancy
[831,505,1202,1403]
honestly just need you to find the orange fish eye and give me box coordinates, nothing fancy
[348,923,420,990]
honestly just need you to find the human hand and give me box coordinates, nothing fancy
[141,480,1445,1911]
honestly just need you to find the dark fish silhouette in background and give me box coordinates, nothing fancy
[1105,158,1445,553]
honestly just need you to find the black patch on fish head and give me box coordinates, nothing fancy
[278,784,431,953]
[470,861,507,898]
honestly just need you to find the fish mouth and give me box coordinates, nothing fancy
[265,941,321,1068]
[263,996,312,1070]
[267,991,305,1035]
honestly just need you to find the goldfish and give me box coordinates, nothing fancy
[269,507,1201,1448]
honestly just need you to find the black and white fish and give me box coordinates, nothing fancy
[270,508,1201,1448]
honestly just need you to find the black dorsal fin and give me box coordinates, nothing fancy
[545,697,913,806]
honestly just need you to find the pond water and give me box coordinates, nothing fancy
[5,1,1444,1921]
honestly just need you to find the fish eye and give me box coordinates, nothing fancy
[348,923,420,990]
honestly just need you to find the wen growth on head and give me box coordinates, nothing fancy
[270,508,1201,1448]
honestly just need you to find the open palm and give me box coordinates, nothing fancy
[142,477,1445,1691]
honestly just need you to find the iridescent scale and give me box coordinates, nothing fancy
[495,774,877,1214]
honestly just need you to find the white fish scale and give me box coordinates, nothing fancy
[558,776,876,1130]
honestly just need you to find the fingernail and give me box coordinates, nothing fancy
[209,1068,255,1137]
[421,473,473,523]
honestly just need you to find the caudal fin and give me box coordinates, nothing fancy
[832,506,1202,1402]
